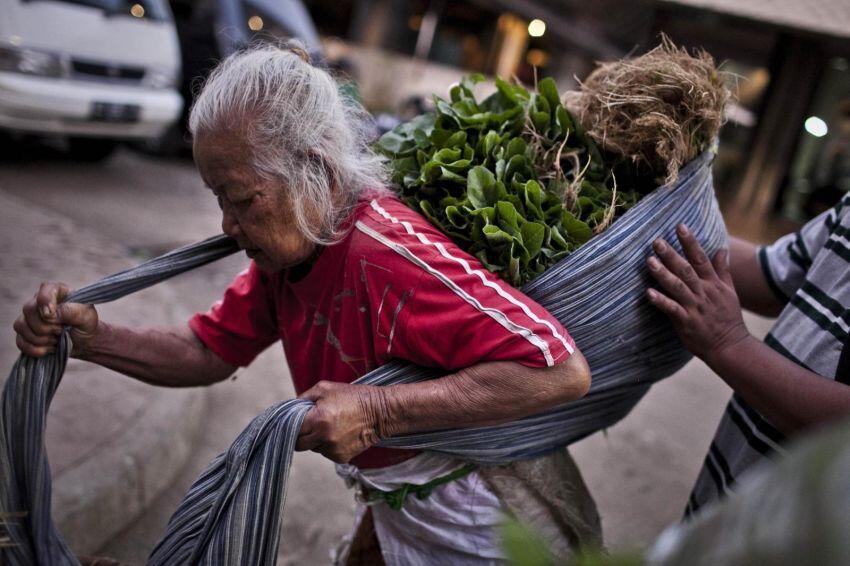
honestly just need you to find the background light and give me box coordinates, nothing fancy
[526,48,549,67]
[528,19,546,37]
[804,116,828,138]
[130,4,145,18]
[248,15,264,31]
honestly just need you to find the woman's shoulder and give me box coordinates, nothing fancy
[351,191,457,256]
[357,191,448,234]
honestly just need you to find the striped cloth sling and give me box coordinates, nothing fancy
[1,150,726,564]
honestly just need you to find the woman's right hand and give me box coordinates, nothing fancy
[14,282,99,358]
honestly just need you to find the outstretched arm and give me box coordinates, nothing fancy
[76,321,237,387]
[14,282,237,387]
[645,225,850,436]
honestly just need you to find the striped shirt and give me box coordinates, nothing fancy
[687,192,850,515]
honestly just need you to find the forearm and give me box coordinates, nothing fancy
[75,322,236,387]
[706,336,850,435]
[729,237,784,317]
[374,354,590,437]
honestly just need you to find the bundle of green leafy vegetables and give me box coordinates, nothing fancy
[375,74,649,287]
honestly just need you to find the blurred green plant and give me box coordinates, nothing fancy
[501,517,556,566]
[500,517,645,566]
[375,74,643,286]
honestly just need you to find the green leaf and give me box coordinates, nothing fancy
[556,106,573,133]
[520,221,545,260]
[538,77,561,113]
[445,205,469,228]
[376,128,415,156]
[562,210,593,245]
[580,179,601,198]
[505,154,530,181]
[494,77,520,104]
[469,206,495,222]
[590,208,606,224]
[460,73,486,95]
[415,149,430,167]
[549,224,569,250]
[438,167,467,183]
[506,137,527,159]
[419,161,442,183]
[533,93,551,117]
[495,158,507,181]
[495,200,521,235]
[467,166,498,208]
[482,224,513,248]
[532,110,549,132]
[507,255,521,285]
[577,196,594,213]
[432,147,462,163]
[418,200,443,227]
[409,111,436,135]
[523,180,544,220]
[478,130,501,159]
[443,130,467,149]
[412,128,430,147]
[435,99,461,123]
[541,248,570,261]
[430,128,453,148]
[461,144,474,161]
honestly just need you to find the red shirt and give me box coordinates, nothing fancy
[189,194,575,468]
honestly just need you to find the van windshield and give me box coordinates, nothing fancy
[45,0,171,21]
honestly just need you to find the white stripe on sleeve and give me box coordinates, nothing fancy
[368,199,574,355]
[355,220,556,366]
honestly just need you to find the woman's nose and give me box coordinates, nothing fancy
[221,206,242,238]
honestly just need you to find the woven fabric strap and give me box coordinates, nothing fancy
[0,150,725,565]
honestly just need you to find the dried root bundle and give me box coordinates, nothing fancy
[567,36,729,184]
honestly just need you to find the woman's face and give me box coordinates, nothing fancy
[194,130,316,272]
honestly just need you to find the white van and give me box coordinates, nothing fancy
[0,0,183,160]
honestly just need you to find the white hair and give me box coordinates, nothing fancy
[189,42,389,244]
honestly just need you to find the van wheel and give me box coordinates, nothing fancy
[67,138,117,162]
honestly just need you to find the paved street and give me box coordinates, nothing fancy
[0,145,773,562]
[0,145,355,565]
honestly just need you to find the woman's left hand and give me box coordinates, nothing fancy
[295,381,386,463]
[645,224,751,363]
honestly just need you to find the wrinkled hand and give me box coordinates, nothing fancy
[14,282,99,358]
[295,381,387,463]
[645,224,750,362]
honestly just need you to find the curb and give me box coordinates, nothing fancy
[52,386,208,555]
[0,190,210,555]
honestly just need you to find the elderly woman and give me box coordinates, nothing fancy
[14,46,597,564]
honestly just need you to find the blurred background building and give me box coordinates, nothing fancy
[304,0,850,236]
[2,0,849,231]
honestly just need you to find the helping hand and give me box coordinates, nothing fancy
[14,282,98,358]
[645,224,750,363]
[295,381,387,463]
